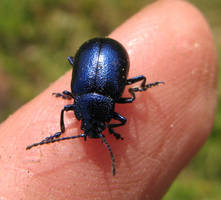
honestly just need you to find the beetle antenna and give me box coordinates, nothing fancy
[26,133,85,150]
[99,133,116,176]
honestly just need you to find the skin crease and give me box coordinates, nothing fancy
[0,0,218,199]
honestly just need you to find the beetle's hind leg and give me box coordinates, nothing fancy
[52,90,74,100]
[26,104,75,149]
[67,56,74,67]
[117,75,164,103]
[51,56,75,100]
[108,112,126,140]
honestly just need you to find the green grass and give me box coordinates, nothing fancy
[0,0,220,199]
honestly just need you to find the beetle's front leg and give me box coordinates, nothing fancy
[108,112,126,140]
[41,104,75,141]
[26,104,76,150]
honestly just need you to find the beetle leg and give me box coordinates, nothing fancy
[59,104,75,133]
[67,56,74,67]
[52,90,74,99]
[117,75,164,103]
[26,104,76,149]
[42,105,74,140]
[108,112,126,140]
[44,104,74,141]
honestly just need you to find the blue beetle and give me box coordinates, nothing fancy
[27,38,164,175]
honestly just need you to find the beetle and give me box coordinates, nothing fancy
[26,37,164,175]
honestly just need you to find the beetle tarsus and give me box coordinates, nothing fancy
[52,90,74,99]
[108,112,126,140]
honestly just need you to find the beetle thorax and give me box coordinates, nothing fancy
[74,93,114,137]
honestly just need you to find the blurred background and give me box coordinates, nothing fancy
[0,0,220,199]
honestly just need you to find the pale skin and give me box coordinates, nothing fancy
[0,0,218,199]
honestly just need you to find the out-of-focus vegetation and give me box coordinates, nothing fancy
[0,0,220,199]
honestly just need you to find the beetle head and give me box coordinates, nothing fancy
[82,119,106,138]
